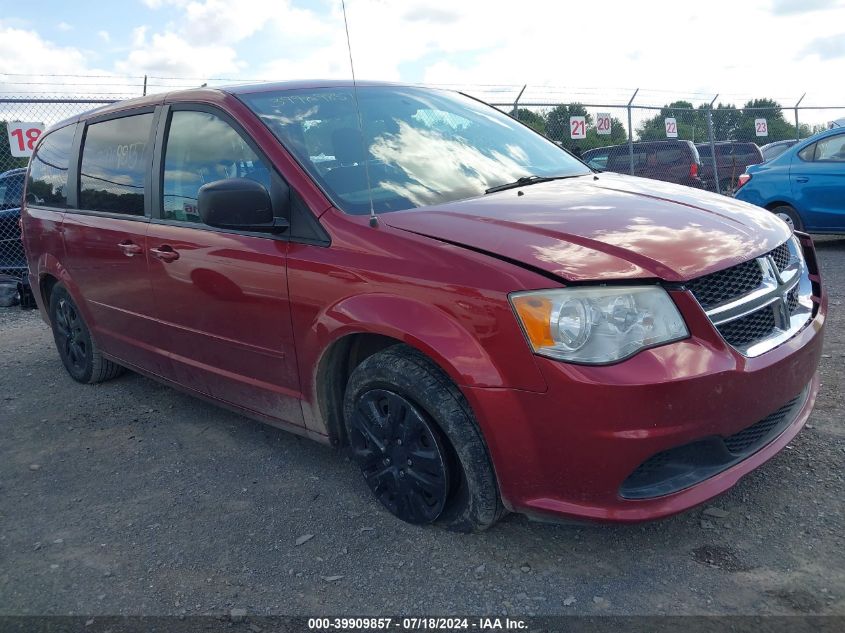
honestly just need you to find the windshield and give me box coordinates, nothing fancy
[240,86,590,214]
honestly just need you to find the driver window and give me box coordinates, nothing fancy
[814,135,845,162]
[162,110,271,223]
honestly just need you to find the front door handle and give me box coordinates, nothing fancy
[150,245,180,262]
[795,176,809,183]
[118,241,142,256]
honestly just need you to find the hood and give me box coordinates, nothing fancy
[383,173,791,283]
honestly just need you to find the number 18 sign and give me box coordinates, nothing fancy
[6,122,44,158]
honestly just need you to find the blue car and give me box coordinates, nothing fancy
[734,127,845,232]
[0,167,27,278]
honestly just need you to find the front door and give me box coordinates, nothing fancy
[791,132,845,230]
[146,107,303,425]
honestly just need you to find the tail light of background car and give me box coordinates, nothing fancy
[689,163,699,178]
[736,174,751,189]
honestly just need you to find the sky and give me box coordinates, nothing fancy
[0,0,844,115]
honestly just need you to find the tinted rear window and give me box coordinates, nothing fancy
[79,114,153,215]
[27,124,76,208]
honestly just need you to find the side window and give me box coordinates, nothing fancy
[162,111,272,223]
[797,143,816,162]
[27,124,76,208]
[814,135,845,162]
[79,113,153,215]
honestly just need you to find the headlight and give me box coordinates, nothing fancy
[510,286,688,364]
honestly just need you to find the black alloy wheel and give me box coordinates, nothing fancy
[349,388,450,524]
[54,295,88,377]
[49,284,124,384]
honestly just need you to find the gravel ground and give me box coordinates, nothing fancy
[0,237,843,618]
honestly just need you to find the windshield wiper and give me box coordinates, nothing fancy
[484,174,580,194]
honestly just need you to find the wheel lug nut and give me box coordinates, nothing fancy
[383,458,391,465]
[396,439,402,446]
[407,459,413,466]
[399,470,405,477]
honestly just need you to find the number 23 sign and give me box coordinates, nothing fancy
[7,122,44,158]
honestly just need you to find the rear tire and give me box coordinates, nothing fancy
[49,285,124,384]
[770,205,803,232]
[343,345,504,531]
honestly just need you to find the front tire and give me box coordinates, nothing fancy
[343,345,504,531]
[49,285,124,384]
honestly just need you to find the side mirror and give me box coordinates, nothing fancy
[198,178,288,233]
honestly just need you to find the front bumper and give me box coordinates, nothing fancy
[465,254,826,523]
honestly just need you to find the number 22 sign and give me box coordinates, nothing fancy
[7,122,44,158]
[570,116,586,140]
[664,118,678,138]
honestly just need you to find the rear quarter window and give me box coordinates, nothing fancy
[27,124,77,208]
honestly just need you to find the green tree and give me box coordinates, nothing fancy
[637,101,706,142]
[703,103,742,142]
[734,99,799,143]
[543,104,628,152]
[545,103,591,147]
[581,115,628,151]
[515,108,547,135]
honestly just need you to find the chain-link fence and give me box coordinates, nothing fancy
[1,89,844,280]
[496,97,845,196]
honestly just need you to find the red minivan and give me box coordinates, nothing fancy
[21,82,825,531]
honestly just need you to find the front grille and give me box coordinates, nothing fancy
[718,306,777,347]
[685,239,813,356]
[620,387,808,499]
[686,258,763,310]
[770,242,792,272]
[787,286,799,312]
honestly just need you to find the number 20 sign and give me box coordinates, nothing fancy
[596,113,612,135]
[6,122,45,158]
[570,116,586,140]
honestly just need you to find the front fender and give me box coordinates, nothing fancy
[295,291,549,435]
[322,292,547,390]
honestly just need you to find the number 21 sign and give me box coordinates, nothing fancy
[7,122,44,158]
[570,116,586,140]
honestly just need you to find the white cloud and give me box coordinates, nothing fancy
[0,24,87,75]
[115,31,243,77]
[131,26,148,48]
[98,30,110,43]
[57,22,72,32]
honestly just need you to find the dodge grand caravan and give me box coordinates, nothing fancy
[21,82,825,531]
